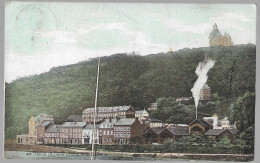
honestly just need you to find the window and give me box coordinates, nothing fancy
[111,131,113,135]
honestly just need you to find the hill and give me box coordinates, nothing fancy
[5,44,256,139]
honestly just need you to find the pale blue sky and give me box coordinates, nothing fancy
[5,2,256,82]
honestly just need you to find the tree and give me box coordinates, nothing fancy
[230,92,255,153]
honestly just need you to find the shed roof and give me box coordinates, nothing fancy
[143,127,165,135]
[205,129,239,136]
[167,128,189,135]
[189,118,213,128]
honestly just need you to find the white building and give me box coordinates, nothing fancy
[135,109,149,121]
[147,103,158,111]
[82,124,100,144]
[143,117,164,128]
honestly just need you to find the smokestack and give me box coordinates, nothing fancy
[191,59,215,118]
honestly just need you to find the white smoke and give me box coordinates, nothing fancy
[191,59,215,109]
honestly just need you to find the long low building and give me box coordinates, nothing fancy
[82,106,135,122]
[143,118,239,144]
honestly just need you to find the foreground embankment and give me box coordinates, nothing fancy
[5,143,254,161]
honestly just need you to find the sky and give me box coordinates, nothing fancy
[5,2,256,83]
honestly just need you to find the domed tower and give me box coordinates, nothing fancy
[209,23,222,46]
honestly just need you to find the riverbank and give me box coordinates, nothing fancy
[4,143,254,161]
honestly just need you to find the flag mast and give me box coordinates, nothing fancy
[91,58,100,160]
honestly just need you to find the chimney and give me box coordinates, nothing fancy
[109,117,112,122]
[116,116,119,122]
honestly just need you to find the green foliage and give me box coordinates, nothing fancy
[230,92,255,153]
[5,45,256,139]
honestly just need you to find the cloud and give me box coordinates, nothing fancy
[167,21,212,34]
[209,12,253,31]
[37,30,78,44]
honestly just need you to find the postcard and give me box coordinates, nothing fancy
[4,2,256,161]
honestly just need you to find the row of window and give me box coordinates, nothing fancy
[100,130,113,135]
[114,126,130,131]
[114,132,130,138]
[60,133,82,138]
[60,128,82,132]
[45,133,59,137]
[61,139,82,143]
[103,138,113,142]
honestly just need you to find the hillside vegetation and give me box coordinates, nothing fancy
[5,44,256,139]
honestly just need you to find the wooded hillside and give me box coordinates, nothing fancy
[5,44,256,139]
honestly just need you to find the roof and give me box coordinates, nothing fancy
[99,118,117,128]
[201,84,210,90]
[67,115,83,122]
[61,122,86,128]
[83,124,100,130]
[150,128,165,134]
[167,128,189,135]
[209,24,222,38]
[46,125,61,133]
[205,129,239,136]
[39,121,53,127]
[205,129,225,136]
[144,117,163,123]
[114,118,136,126]
[83,106,134,113]
[228,129,239,135]
[135,110,148,114]
[35,113,54,122]
[189,118,213,128]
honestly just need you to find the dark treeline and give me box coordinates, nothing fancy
[5,44,256,140]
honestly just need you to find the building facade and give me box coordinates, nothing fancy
[17,113,54,144]
[147,103,158,111]
[99,118,117,145]
[143,127,189,144]
[44,125,60,144]
[135,109,149,121]
[143,117,164,129]
[209,23,233,47]
[82,106,135,122]
[82,124,100,144]
[60,122,86,144]
[200,84,211,100]
[189,119,213,135]
[37,121,54,144]
[113,117,145,144]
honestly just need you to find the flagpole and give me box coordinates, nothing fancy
[91,58,100,160]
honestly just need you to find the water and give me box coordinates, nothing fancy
[4,151,186,161]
